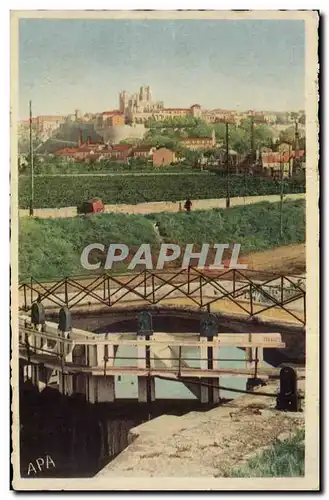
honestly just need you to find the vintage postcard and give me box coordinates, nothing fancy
[11,10,319,491]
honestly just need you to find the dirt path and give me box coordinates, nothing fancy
[245,243,305,275]
[23,243,305,291]
[19,193,305,218]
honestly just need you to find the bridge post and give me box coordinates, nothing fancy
[86,345,97,403]
[28,302,46,390]
[212,343,221,403]
[96,337,115,403]
[58,307,74,397]
[199,337,209,403]
[137,334,155,403]
[30,363,40,388]
[245,334,264,373]
[84,338,116,404]
[137,312,155,403]
[23,364,32,382]
[137,335,155,403]
[200,313,220,404]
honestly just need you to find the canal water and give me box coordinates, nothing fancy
[113,344,248,400]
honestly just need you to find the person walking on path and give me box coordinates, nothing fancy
[184,198,192,214]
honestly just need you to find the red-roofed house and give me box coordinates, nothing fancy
[54,148,79,159]
[261,150,305,178]
[108,144,133,162]
[55,145,100,161]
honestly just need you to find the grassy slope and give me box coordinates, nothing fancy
[147,200,305,250]
[19,213,159,281]
[228,429,305,477]
[19,200,305,281]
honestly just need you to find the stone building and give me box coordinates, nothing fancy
[152,147,176,166]
[182,130,216,150]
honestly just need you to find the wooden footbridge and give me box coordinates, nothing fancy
[19,304,296,405]
[19,267,306,326]
[18,268,305,404]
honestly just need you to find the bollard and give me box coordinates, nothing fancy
[58,307,72,361]
[200,312,218,339]
[138,311,153,335]
[31,302,45,327]
[59,306,72,333]
[276,366,302,412]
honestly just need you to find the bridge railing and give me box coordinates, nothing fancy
[19,322,285,379]
[18,268,306,325]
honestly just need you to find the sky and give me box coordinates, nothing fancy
[18,18,305,119]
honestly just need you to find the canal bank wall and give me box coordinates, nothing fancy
[19,380,205,478]
[96,380,305,478]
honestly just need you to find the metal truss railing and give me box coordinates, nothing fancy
[19,268,306,325]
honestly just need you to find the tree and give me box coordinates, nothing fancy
[187,122,213,138]
[202,148,217,158]
[279,129,294,145]
[254,124,274,150]
[290,112,299,122]
[144,135,180,151]
[228,126,250,155]
[19,153,43,174]
[213,123,226,141]
[182,149,203,168]
[18,156,28,174]
[119,138,141,146]
[277,142,291,153]
[128,156,150,168]
[275,114,287,125]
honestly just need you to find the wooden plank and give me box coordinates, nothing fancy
[19,327,284,348]
[19,353,274,378]
[20,349,305,379]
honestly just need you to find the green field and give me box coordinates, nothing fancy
[19,163,201,175]
[227,429,305,477]
[19,174,305,208]
[19,200,305,281]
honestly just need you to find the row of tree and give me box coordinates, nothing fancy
[135,118,274,156]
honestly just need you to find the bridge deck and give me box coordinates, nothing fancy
[20,350,290,378]
[83,297,304,325]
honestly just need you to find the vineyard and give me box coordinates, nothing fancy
[18,174,306,209]
[20,200,305,281]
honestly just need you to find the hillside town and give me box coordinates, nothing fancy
[18,85,306,179]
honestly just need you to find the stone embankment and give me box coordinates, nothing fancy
[96,380,304,478]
